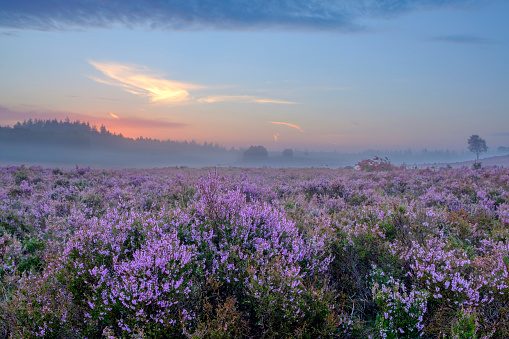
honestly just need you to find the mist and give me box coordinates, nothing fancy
[1,119,507,169]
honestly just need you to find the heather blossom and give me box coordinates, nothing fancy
[1,165,509,337]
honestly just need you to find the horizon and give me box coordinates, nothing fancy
[1,1,508,154]
[1,117,497,156]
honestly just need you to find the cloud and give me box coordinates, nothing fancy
[109,112,119,119]
[431,34,494,45]
[198,95,299,104]
[89,61,203,103]
[88,62,298,105]
[255,98,300,104]
[0,0,472,32]
[269,121,304,133]
[110,117,186,130]
[67,95,121,101]
[274,133,280,142]
[318,87,350,91]
[492,132,509,137]
[0,30,19,36]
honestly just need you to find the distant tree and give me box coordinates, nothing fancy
[467,135,488,160]
[497,146,509,154]
[243,145,268,159]
[282,148,293,157]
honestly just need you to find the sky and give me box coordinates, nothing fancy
[0,0,508,152]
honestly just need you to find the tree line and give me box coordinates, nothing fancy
[0,119,229,153]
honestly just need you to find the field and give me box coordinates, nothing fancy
[1,165,509,338]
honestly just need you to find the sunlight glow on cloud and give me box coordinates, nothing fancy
[109,112,119,119]
[89,61,203,103]
[274,133,280,142]
[269,121,304,132]
[198,95,299,105]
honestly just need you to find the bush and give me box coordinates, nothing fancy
[243,145,268,159]
[282,149,293,157]
[356,157,399,172]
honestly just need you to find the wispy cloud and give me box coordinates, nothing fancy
[317,87,350,91]
[274,133,280,142]
[90,62,297,105]
[269,121,305,133]
[431,34,494,45]
[67,95,121,101]
[256,98,299,104]
[109,112,119,119]
[0,30,19,36]
[89,61,202,103]
[0,0,472,32]
[198,95,299,105]
[492,132,509,136]
[111,117,186,129]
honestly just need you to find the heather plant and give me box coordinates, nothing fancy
[451,307,479,339]
[472,162,482,170]
[57,209,199,337]
[2,268,79,339]
[371,269,429,338]
[0,232,21,279]
[170,176,338,337]
[1,165,509,337]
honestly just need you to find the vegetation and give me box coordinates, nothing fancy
[282,148,294,157]
[1,165,509,337]
[2,119,502,168]
[0,119,227,152]
[0,119,235,167]
[468,134,488,160]
[356,156,399,172]
[242,145,269,159]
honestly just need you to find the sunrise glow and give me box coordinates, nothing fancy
[0,0,507,152]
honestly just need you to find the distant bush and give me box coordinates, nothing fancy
[282,148,293,157]
[243,145,268,159]
[497,146,509,154]
[356,156,398,172]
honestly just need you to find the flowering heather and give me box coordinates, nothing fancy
[1,165,509,337]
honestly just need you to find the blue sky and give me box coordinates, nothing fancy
[0,0,508,151]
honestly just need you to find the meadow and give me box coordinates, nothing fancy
[1,164,509,338]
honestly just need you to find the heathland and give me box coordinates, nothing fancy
[1,165,509,338]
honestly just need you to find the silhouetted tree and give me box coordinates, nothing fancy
[497,146,509,154]
[243,145,268,159]
[468,135,488,160]
[282,149,293,157]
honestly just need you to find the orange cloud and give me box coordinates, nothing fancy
[89,61,203,103]
[255,98,299,104]
[109,112,119,119]
[198,95,299,105]
[274,133,280,142]
[269,121,305,133]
